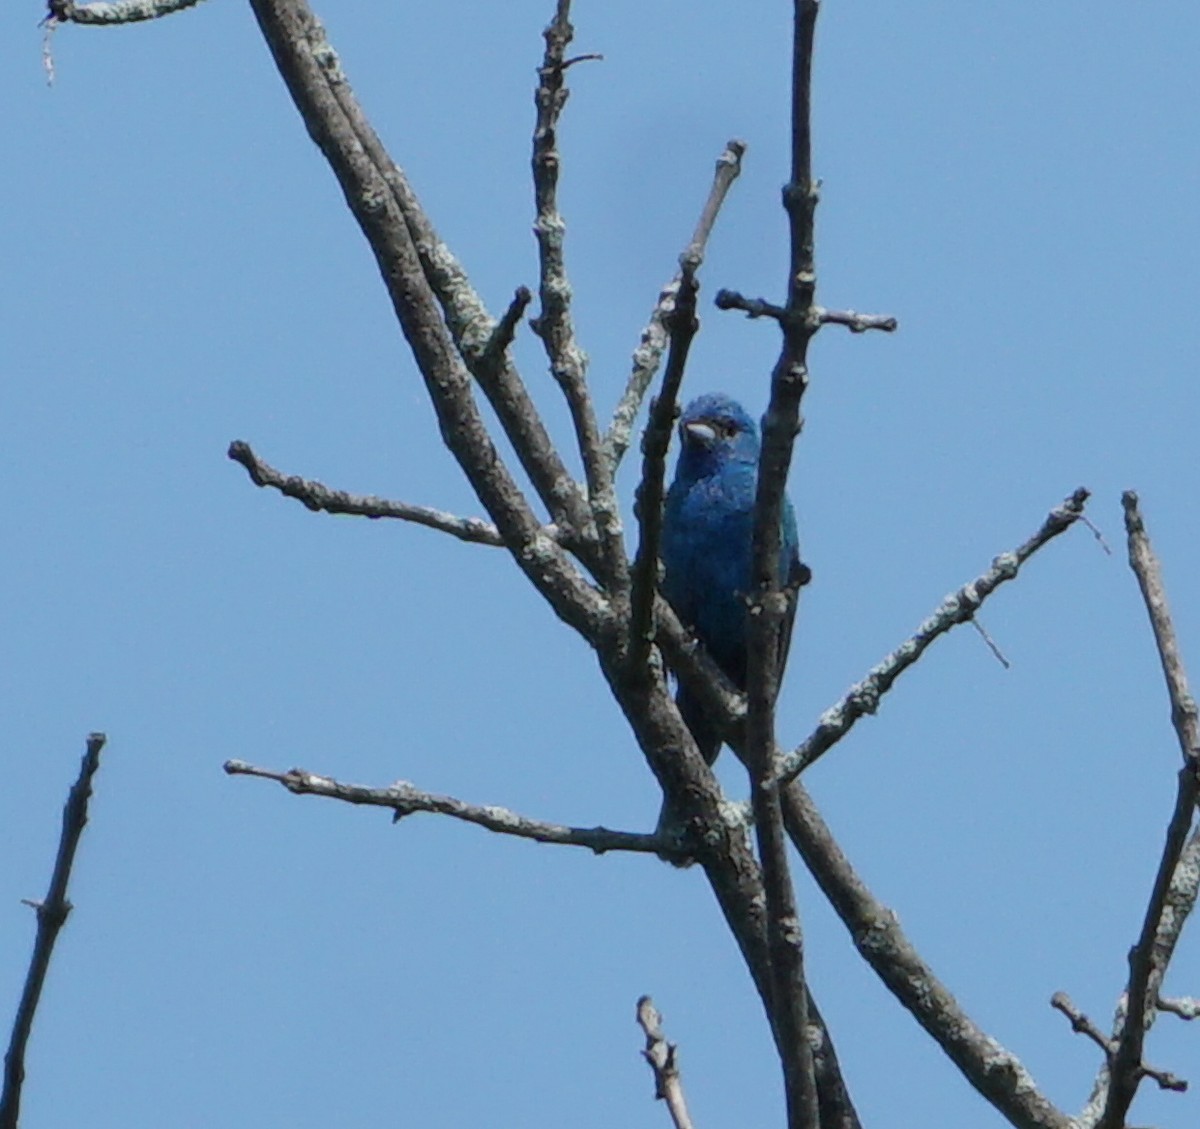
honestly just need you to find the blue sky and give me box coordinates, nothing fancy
[4,1,1199,1126]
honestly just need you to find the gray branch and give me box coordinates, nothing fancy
[780,778,1070,1129]
[636,996,697,1129]
[779,487,1091,783]
[228,439,524,547]
[46,0,206,24]
[247,0,609,642]
[604,140,747,471]
[299,7,594,548]
[1,734,107,1129]
[1086,493,1200,1128]
[1159,995,1200,1020]
[714,290,897,335]
[224,760,678,857]
[529,2,621,587]
[1051,992,1187,1098]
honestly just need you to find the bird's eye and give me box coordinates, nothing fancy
[715,419,737,438]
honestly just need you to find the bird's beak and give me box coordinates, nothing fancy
[682,420,716,446]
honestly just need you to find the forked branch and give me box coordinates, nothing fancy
[224,759,679,858]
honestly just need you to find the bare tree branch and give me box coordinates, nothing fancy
[652,486,1090,1128]
[297,10,595,548]
[627,312,694,668]
[227,440,532,546]
[628,249,703,668]
[224,759,678,857]
[736,4,825,1125]
[46,0,205,24]
[780,778,1071,1129]
[481,287,534,366]
[779,486,1091,783]
[605,140,747,471]
[636,996,697,1129]
[1159,995,1200,1020]
[529,2,623,589]
[247,0,609,641]
[1051,993,1187,1095]
[1,733,107,1129]
[237,8,863,1123]
[1090,492,1200,1128]
[813,307,898,333]
[714,290,897,334]
[1075,826,1200,1127]
[1051,992,1115,1060]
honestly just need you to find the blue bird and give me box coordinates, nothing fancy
[658,393,807,828]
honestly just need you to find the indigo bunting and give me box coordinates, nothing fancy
[658,393,806,828]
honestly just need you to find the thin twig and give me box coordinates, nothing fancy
[1158,995,1200,1020]
[814,307,897,333]
[1,733,107,1129]
[1077,837,1200,1124]
[636,997,696,1129]
[480,286,533,365]
[779,777,1071,1129]
[1096,492,1200,1127]
[714,289,787,321]
[294,6,594,548]
[248,0,612,641]
[969,617,1010,668]
[223,760,679,858]
[529,1,623,591]
[714,290,897,334]
[1051,993,1188,1094]
[1051,992,1119,1057]
[45,0,206,24]
[628,253,704,667]
[605,140,747,471]
[1078,513,1112,555]
[228,440,533,547]
[779,487,1091,783]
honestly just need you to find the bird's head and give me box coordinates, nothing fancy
[676,393,760,475]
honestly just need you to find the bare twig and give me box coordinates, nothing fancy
[714,289,787,321]
[1094,492,1200,1127]
[223,760,679,858]
[1052,991,1119,1056]
[628,231,706,668]
[228,440,536,546]
[529,1,622,589]
[1051,993,1187,1094]
[627,288,697,667]
[1076,827,1200,1126]
[1159,995,1200,1020]
[45,0,206,24]
[969,617,1010,669]
[737,6,824,1126]
[779,487,1091,783]
[814,307,897,333]
[481,286,533,365]
[1,733,107,1129]
[605,140,747,471]
[1079,513,1112,555]
[715,290,897,334]
[780,777,1071,1129]
[248,0,610,641]
[636,997,696,1129]
[290,8,594,548]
